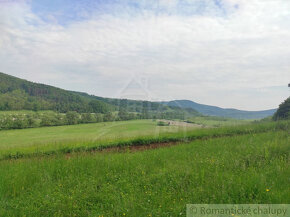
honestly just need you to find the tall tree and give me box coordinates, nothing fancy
[273,97,290,120]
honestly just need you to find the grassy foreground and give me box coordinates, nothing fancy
[0,127,289,216]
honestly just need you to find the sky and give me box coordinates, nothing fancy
[0,0,289,110]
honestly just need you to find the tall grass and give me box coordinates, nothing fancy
[0,130,289,216]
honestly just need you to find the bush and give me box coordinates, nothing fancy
[157,121,170,126]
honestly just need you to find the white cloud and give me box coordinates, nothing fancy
[0,0,289,110]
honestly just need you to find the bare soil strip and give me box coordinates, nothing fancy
[98,141,181,153]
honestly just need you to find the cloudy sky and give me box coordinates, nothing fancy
[0,0,289,110]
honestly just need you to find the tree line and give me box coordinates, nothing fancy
[0,109,188,130]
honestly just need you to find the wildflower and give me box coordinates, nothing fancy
[266,189,270,192]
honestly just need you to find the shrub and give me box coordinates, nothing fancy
[157,121,170,126]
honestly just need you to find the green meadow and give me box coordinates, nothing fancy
[0,119,286,159]
[0,120,199,158]
[0,119,289,216]
[187,116,252,127]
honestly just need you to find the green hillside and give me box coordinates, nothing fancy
[0,72,199,119]
[0,72,111,113]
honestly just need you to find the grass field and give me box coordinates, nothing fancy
[187,116,252,127]
[0,110,51,115]
[0,119,289,216]
[0,119,201,158]
[0,119,287,160]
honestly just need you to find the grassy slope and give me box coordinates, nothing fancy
[0,129,289,216]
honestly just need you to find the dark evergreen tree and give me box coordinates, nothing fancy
[273,97,290,120]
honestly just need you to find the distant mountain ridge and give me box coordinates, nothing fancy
[161,100,277,119]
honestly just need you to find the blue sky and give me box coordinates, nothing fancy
[0,0,289,110]
[30,0,232,25]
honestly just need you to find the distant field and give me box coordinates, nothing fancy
[187,116,252,127]
[0,110,53,115]
[0,126,289,216]
[0,119,200,158]
[0,119,288,160]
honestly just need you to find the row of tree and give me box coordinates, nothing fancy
[0,112,113,130]
[0,109,189,130]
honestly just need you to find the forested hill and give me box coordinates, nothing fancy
[2,72,278,120]
[0,72,112,113]
[0,72,200,118]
